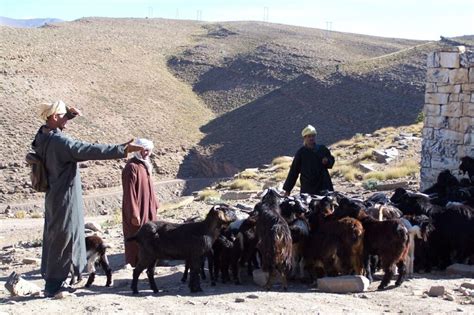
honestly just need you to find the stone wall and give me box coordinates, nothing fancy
[421,46,474,189]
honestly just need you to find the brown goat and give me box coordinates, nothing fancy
[70,235,112,287]
[337,198,409,290]
[304,197,364,281]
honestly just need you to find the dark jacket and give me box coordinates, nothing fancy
[283,144,335,195]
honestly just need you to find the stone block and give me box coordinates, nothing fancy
[420,154,431,168]
[422,127,434,140]
[458,145,474,158]
[439,52,460,68]
[221,190,258,201]
[425,93,449,104]
[462,83,474,92]
[441,129,464,144]
[317,275,370,293]
[376,181,409,191]
[427,52,440,68]
[424,104,440,116]
[462,103,474,116]
[4,271,42,296]
[431,157,460,170]
[424,115,448,129]
[460,93,471,102]
[460,117,474,133]
[439,45,465,53]
[428,286,445,297]
[470,68,474,83]
[461,282,474,290]
[359,163,376,173]
[449,94,459,102]
[426,68,449,83]
[472,94,474,102]
[446,264,474,277]
[440,102,462,117]
[425,82,437,93]
[448,117,460,130]
[437,84,461,93]
[449,68,469,84]
[461,52,474,67]
[84,221,102,232]
[465,132,474,145]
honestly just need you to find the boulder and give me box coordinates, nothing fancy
[428,285,445,297]
[461,282,474,290]
[446,264,474,277]
[252,269,269,287]
[221,191,257,201]
[317,275,370,293]
[22,257,41,265]
[84,221,102,233]
[4,271,42,296]
[375,181,408,191]
[359,163,376,173]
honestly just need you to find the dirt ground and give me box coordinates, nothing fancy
[1,204,474,315]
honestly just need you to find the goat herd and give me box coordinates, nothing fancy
[87,157,474,296]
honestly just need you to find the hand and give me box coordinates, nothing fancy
[124,139,144,155]
[131,217,140,226]
[66,106,82,118]
[322,157,328,165]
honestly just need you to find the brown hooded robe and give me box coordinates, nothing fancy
[122,157,158,266]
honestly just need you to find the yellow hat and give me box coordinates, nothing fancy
[301,125,317,137]
[38,100,67,121]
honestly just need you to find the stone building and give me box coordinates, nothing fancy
[420,46,474,189]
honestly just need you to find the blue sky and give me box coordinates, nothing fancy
[1,0,473,40]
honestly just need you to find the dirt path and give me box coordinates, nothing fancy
[1,211,473,314]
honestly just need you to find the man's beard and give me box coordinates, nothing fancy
[134,153,153,175]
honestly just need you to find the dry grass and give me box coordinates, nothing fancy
[14,210,27,219]
[196,189,221,201]
[364,160,419,181]
[104,208,122,228]
[30,212,43,219]
[272,170,289,182]
[237,169,260,179]
[229,179,260,191]
[331,163,363,182]
[272,156,293,165]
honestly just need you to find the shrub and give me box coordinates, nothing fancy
[237,169,259,179]
[272,170,289,181]
[196,189,221,201]
[14,210,27,219]
[363,179,379,190]
[229,179,260,191]
[272,156,293,165]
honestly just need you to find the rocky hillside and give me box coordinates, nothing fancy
[1,18,468,205]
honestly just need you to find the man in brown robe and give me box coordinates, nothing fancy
[122,138,159,267]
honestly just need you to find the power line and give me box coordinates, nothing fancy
[196,10,202,21]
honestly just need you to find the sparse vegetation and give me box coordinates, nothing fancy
[272,170,289,182]
[30,212,43,219]
[229,179,260,191]
[272,156,293,166]
[195,189,221,201]
[237,169,259,179]
[103,208,122,229]
[362,179,379,190]
[14,210,27,219]
[364,160,419,181]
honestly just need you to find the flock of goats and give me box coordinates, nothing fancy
[82,156,474,295]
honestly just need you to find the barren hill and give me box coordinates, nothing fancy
[0,17,460,204]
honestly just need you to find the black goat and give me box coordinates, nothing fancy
[128,205,237,294]
[460,156,474,183]
[255,188,293,290]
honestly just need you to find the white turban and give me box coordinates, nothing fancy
[301,125,317,137]
[38,100,67,121]
[135,138,154,150]
[133,138,154,175]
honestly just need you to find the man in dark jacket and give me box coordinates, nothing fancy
[283,124,335,196]
[33,100,143,297]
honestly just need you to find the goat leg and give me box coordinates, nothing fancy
[131,265,145,294]
[146,263,159,294]
[189,260,203,293]
[378,265,394,290]
[264,270,274,291]
[181,261,189,283]
[207,253,216,286]
[100,254,113,287]
[279,268,288,291]
[395,260,406,287]
[200,258,206,280]
[85,272,96,288]
[364,255,373,283]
